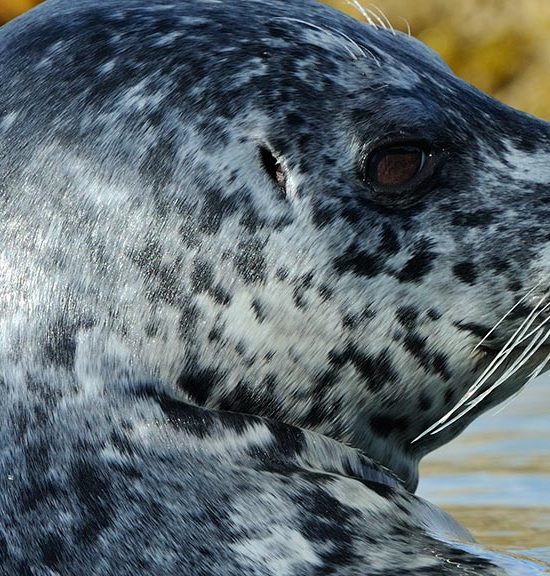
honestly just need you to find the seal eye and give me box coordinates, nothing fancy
[363,142,435,208]
[368,145,425,187]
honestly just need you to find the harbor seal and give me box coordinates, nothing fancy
[0,0,549,573]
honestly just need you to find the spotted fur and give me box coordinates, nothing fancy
[0,0,549,573]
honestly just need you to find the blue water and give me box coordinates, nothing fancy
[418,376,550,571]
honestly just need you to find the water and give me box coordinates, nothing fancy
[418,376,550,571]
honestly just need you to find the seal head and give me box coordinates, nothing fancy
[1,0,550,491]
[0,8,550,574]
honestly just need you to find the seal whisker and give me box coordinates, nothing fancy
[273,16,367,61]
[399,17,412,37]
[483,327,550,393]
[413,291,548,443]
[454,291,548,399]
[368,4,397,34]
[469,326,549,404]
[516,302,550,345]
[468,296,549,394]
[473,281,542,351]
[422,306,550,440]
[471,294,550,389]
[492,348,550,415]
[345,1,389,32]
[430,326,550,435]
[344,0,376,26]
[526,348,550,381]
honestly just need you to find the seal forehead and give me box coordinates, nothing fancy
[0,0,447,116]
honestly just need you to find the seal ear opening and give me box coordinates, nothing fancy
[259,145,287,195]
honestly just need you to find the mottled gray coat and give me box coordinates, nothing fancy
[0,0,549,574]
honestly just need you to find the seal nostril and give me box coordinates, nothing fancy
[259,145,287,196]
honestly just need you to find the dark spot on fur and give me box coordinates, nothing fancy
[318,284,334,300]
[129,239,162,276]
[235,342,247,356]
[403,333,451,380]
[451,210,494,227]
[302,392,343,432]
[276,266,289,281]
[43,321,77,368]
[140,388,232,437]
[177,367,223,405]
[110,431,136,457]
[370,414,410,438]
[395,306,418,329]
[454,321,490,339]
[148,263,182,305]
[329,345,398,392]
[490,257,510,273]
[263,351,275,362]
[334,242,385,278]
[311,198,338,228]
[342,314,359,329]
[396,239,436,282]
[361,480,395,498]
[403,333,428,362]
[292,289,307,309]
[198,187,238,235]
[191,257,214,293]
[138,128,178,194]
[209,284,232,305]
[234,239,267,284]
[251,298,267,323]
[432,352,451,380]
[240,204,261,232]
[286,112,305,126]
[291,272,314,307]
[208,327,222,342]
[265,419,305,460]
[427,308,442,321]
[73,461,113,545]
[218,380,264,416]
[178,300,200,339]
[178,219,202,249]
[293,487,361,568]
[453,261,478,284]
[41,532,64,568]
[296,271,314,289]
[341,205,361,224]
[261,373,279,392]
[380,224,400,254]
[418,392,433,411]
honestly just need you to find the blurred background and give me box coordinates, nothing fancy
[1,0,549,568]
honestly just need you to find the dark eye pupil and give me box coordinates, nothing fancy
[369,147,425,187]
